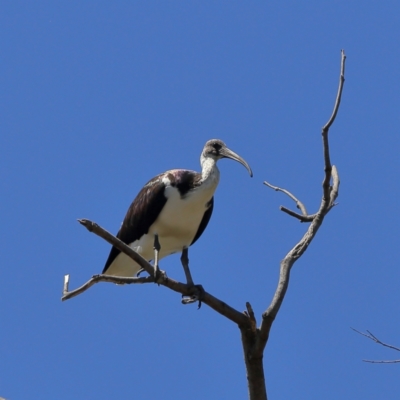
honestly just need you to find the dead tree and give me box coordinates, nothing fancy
[62,50,346,400]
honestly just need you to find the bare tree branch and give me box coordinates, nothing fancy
[263,167,339,223]
[253,50,346,358]
[62,273,155,301]
[279,206,315,222]
[351,328,400,363]
[77,219,156,277]
[63,219,250,327]
[322,50,346,201]
[363,360,400,364]
[323,50,346,132]
[263,181,309,216]
[351,328,400,352]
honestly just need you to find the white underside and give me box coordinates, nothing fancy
[105,168,219,277]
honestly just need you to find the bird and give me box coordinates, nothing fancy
[102,139,253,286]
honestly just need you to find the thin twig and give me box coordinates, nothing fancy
[351,328,400,352]
[279,206,315,222]
[62,274,155,301]
[323,50,346,131]
[351,327,400,364]
[322,50,346,201]
[363,359,400,364]
[263,181,308,216]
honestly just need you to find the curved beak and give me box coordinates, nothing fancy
[220,147,253,177]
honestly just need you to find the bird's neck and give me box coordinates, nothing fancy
[200,155,220,186]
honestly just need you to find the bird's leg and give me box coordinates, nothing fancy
[180,248,194,286]
[181,248,204,308]
[153,234,162,283]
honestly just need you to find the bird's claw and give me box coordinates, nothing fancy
[181,284,204,309]
[154,268,167,285]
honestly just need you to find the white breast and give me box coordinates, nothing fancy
[150,173,218,253]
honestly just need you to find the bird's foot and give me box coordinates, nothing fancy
[182,284,205,309]
[154,268,167,285]
[136,268,145,277]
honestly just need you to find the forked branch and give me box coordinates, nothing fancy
[352,328,400,363]
[263,181,315,222]
[252,50,346,358]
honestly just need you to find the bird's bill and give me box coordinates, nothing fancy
[220,147,253,177]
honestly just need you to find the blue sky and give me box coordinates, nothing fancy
[1,2,400,399]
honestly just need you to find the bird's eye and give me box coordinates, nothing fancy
[213,142,222,151]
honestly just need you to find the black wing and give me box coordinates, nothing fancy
[102,174,168,273]
[190,197,214,246]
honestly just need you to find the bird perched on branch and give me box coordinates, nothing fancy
[102,139,252,286]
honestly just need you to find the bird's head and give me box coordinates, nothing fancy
[202,139,253,177]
